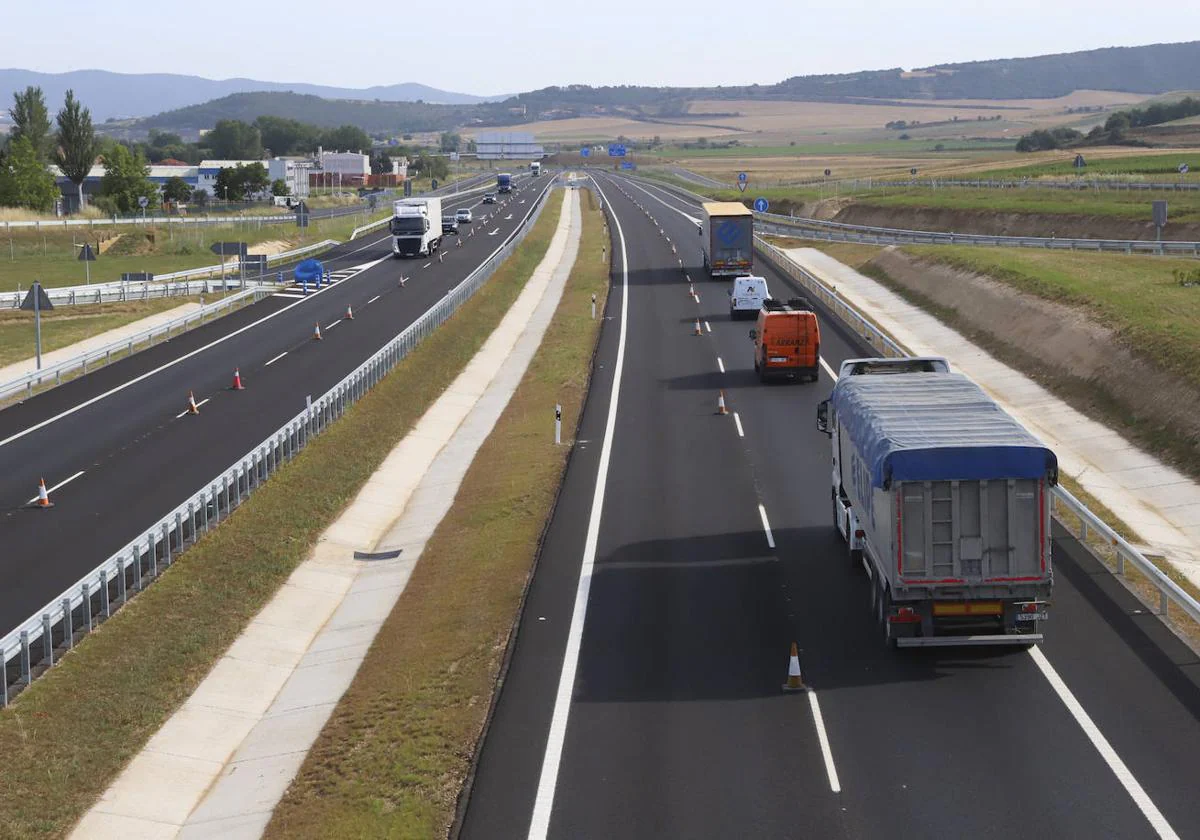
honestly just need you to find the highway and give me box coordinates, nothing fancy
[459,172,1200,838]
[0,174,539,646]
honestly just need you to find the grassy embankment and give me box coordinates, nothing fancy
[0,207,390,293]
[964,152,1200,181]
[0,191,565,840]
[264,188,608,838]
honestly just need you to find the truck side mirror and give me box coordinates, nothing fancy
[816,400,831,436]
[748,328,757,340]
[697,225,702,236]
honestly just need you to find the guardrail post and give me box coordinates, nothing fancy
[1,658,7,707]
[1080,520,1088,540]
[175,510,183,550]
[1160,588,1169,616]
[149,533,158,580]
[82,582,92,633]
[120,553,130,600]
[42,614,53,665]
[61,599,73,649]
[20,630,31,684]
[100,569,110,618]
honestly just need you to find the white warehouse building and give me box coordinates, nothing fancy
[268,158,313,198]
[318,151,370,178]
[474,132,544,160]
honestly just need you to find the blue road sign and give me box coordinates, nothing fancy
[716,220,743,247]
[608,144,627,157]
[1181,163,1190,174]
[753,198,769,213]
[620,161,635,170]
[581,147,591,157]
[737,172,748,183]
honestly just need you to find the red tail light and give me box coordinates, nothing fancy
[889,606,921,624]
[854,529,865,539]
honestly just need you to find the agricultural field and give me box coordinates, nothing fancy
[963,150,1200,181]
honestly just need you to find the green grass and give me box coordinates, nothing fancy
[263,187,604,839]
[0,192,564,840]
[850,187,1200,222]
[0,210,390,292]
[966,152,1200,181]
[646,139,1012,157]
[0,294,236,368]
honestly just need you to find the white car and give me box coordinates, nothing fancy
[456,208,473,223]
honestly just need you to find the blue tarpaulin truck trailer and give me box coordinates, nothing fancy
[497,173,513,193]
[699,201,753,278]
[817,357,1057,647]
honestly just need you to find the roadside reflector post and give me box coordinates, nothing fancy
[591,293,597,320]
[555,404,562,446]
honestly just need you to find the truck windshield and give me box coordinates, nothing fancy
[392,217,427,234]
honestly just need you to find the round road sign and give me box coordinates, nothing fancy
[753,197,769,213]
[138,196,149,208]
[737,172,748,183]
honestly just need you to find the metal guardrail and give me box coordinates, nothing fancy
[0,287,271,404]
[755,212,1200,256]
[752,235,1200,633]
[0,175,558,706]
[2,239,338,309]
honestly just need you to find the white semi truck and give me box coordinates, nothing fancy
[816,357,1056,647]
[530,161,542,177]
[389,197,443,258]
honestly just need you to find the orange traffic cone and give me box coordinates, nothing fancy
[782,642,808,692]
[717,390,729,415]
[313,322,323,341]
[33,478,54,509]
[231,368,245,390]
[187,391,200,415]
[693,318,703,336]
[345,304,354,320]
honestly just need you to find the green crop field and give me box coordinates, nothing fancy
[966,152,1200,181]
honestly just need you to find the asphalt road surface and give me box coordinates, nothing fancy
[0,174,541,639]
[459,173,1200,839]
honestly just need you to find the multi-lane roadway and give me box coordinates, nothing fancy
[0,175,538,653]
[460,173,1200,839]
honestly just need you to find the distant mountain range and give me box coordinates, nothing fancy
[0,69,506,121]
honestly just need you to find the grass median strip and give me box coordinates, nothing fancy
[0,193,563,840]
[263,188,609,838]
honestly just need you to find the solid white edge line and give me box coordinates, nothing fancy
[527,176,628,840]
[808,690,842,793]
[265,351,288,366]
[819,356,838,381]
[0,254,391,451]
[717,356,725,373]
[733,412,745,438]
[1028,647,1179,839]
[758,503,776,549]
[27,470,85,503]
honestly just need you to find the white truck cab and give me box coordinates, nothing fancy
[729,275,770,319]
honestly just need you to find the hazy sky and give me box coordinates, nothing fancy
[4,1,1197,95]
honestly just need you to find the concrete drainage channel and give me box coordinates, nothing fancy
[0,177,557,707]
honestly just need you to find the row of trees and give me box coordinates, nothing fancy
[1,86,97,212]
[1015,97,1200,153]
[205,118,372,159]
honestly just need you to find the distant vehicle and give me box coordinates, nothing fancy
[530,161,542,177]
[497,173,513,193]
[816,357,1056,648]
[483,193,496,204]
[441,216,459,234]
[699,201,753,278]
[456,208,473,223]
[389,197,443,258]
[729,275,769,320]
[749,298,820,382]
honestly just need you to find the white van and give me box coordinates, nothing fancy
[729,275,770,319]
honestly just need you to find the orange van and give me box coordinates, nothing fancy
[750,298,821,382]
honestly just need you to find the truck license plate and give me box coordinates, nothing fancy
[770,356,788,363]
[1016,612,1048,622]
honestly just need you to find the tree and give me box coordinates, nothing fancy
[271,178,289,196]
[439,131,461,152]
[412,152,448,181]
[320,124,370,153]
[370,150,393,175]
[214,162,269,200]
[98,143,158,213]
[161,176,193,204]
[255,116,319,156]
[10,86,53,161]
[148,130,184,149]
[0,136,59,211]
[54,89,98,212]
[206,119,262,159]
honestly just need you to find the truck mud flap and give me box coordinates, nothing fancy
[896,633,1042,648]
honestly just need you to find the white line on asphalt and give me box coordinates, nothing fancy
[325,319,341,330]
[27,470,85,503]
[733,412,745,438]
[0,255,390,451]
[1028,647,1179,839]
[528,177,628,840]
[717,356,725,373]
[759,504,775,549]
[623,178,701,224]
[175,398,210,419]
[820,356,838,380]
[367,295,381,304]
[808,690,842,793]
[704,321,712,333]
[265,351,288,366]
[423,262,432,269]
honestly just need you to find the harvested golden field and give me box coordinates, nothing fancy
[676,154,974,183]
[474,115,742,142]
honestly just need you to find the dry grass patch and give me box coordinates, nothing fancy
[264,189,609,838]
[0,193,563,840]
